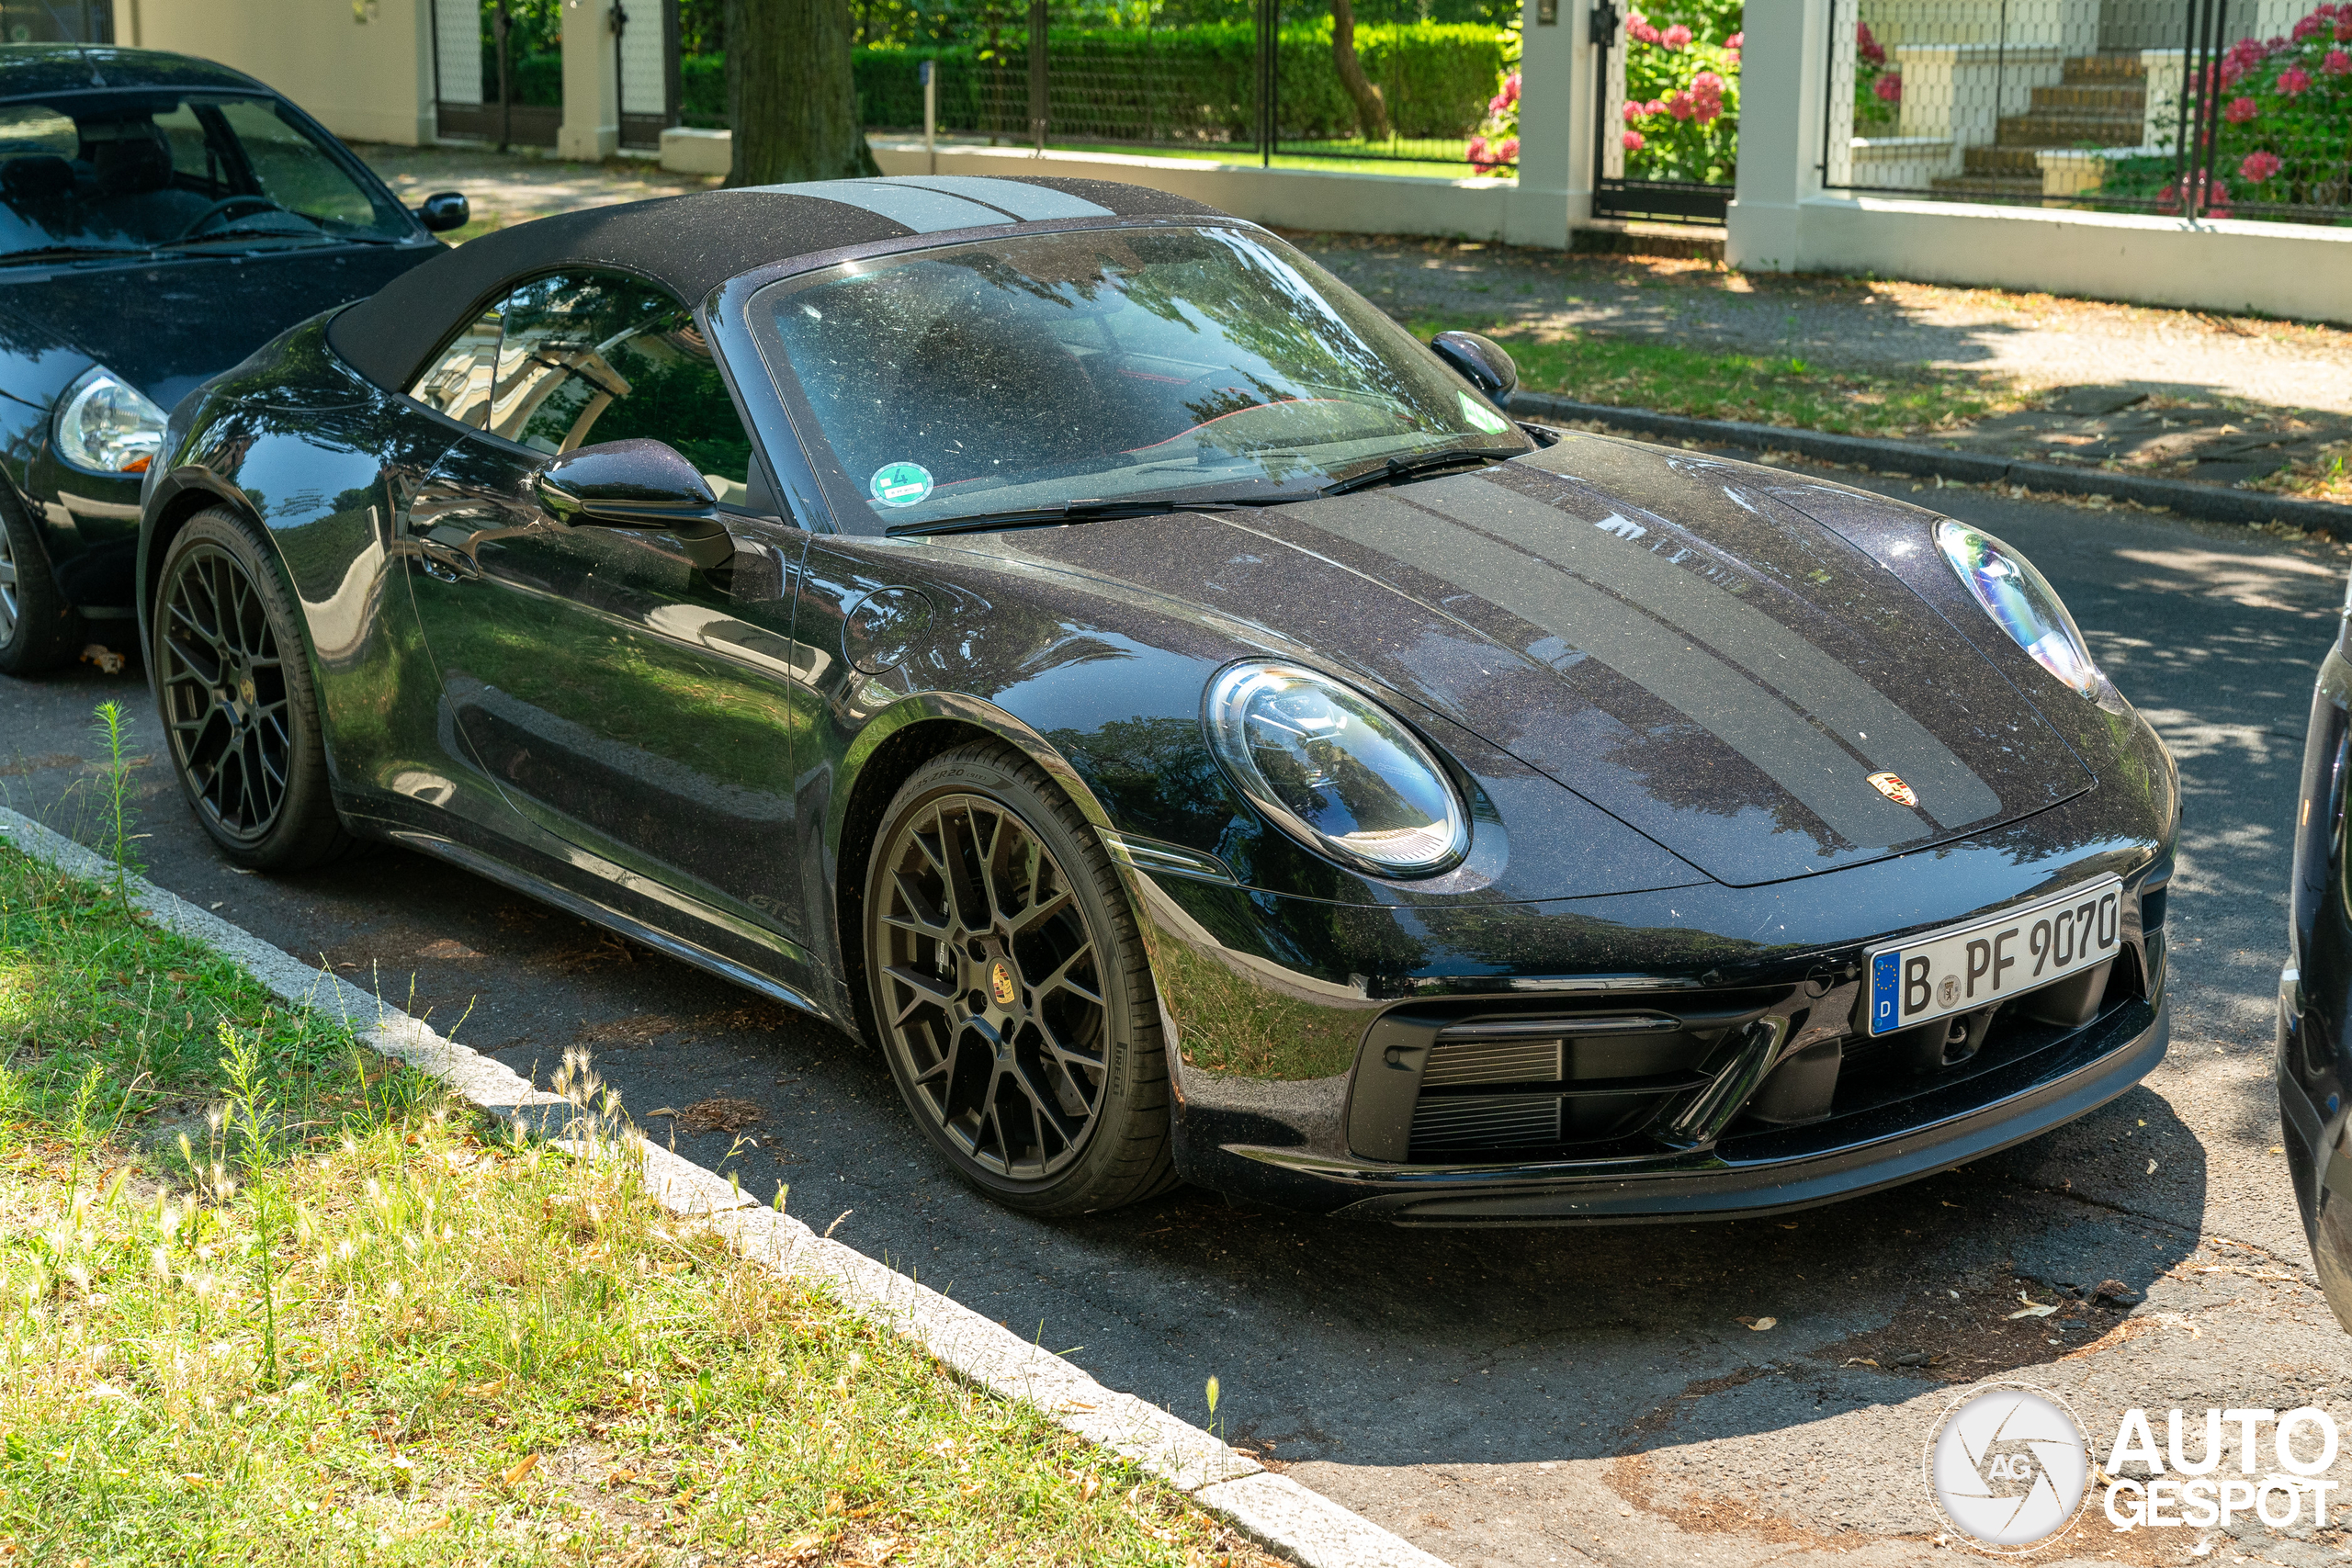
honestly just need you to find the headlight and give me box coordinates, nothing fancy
[1934,519,2119,706]
[55,366,167,475]
[1204,661,1468,876]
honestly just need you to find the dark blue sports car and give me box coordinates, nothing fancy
[0,42,462,673]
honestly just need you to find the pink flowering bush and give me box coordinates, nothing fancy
[1619,0,1740,183]
[1853,21,1901,130]
[2102,4,2352,220]
[1466,69,1520,174]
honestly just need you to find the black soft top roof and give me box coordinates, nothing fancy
[325,175,1222,395]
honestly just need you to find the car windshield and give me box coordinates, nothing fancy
[748,225,1529,532]
[0,89,409,258]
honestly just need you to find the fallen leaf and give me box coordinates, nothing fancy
[500,1452,538,1487]
[607,1468,638,1487]
[676,1096,763,1134]
[2007,1292,2060,1319]
[2147,1158,2159,1175]
[1736,1315,1778,1331]
[1843,1356,1881,1367]
[1080,1473,1101,1501]
[2271,1145,2286,1154]
[2092,1278,2143,1304]
[78,644,125,674]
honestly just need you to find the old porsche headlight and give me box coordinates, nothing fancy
[55,366,167,475]
[1204,661,1468,876]
[1934,519,2116,705]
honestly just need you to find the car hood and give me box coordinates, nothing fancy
[0,243,435,413]
[971,433,2094,887]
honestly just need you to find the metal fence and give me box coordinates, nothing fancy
[429,0,681,152]
[864,1,1517,174]
[1821,0,2352,225]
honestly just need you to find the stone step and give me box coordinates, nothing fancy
[2062,51,2149,83]
[2031,83,2145,113]
[1963,145,2047,175]
[1930,174,2052,197]
[1996,111,2145,146]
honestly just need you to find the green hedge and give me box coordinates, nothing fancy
[675,25,1508,142]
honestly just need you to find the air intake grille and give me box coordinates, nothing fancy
[1409,1095,1563,1152]
[1423,1036,1564,1087]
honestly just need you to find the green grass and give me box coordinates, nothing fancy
[0,829,1272,1565]
[1409,317,2038,441]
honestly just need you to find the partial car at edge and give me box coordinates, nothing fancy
[0,41,463,674]
[130,175,2177,1224]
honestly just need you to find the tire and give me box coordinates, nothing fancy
[864,741,1177,1215]
[0,488,86,675]
[151,508,359,870]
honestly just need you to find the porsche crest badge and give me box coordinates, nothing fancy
[1867,771,1920,808]
[989,961,1018,1007]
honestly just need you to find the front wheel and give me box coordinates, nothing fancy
[152,508,359,869]
[864,742,1175,1215]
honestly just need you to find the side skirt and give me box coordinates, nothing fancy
[382,827,842,1032]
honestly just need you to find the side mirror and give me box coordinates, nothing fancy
[414,190,469,232]
[535,439,731,570]
[1430,330,1519,402]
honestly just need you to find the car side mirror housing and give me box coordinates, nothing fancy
[414,190,469,232]
[535,439,731,570]
[1430,330,1519,403]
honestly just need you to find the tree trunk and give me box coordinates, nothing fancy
[724,0,881,186]
[1329,0,1389,143]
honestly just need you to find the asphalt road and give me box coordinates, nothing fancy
[6,469,2347,1568]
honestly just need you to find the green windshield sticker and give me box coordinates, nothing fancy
[1459,391,1511,435]
[869,462,934,507]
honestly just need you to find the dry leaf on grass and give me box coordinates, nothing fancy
[499,1452,538,1487]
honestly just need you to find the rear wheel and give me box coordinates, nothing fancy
[0,491,85,675]
[864,742,1175,1215]
[152,508,358,869]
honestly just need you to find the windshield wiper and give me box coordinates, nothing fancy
[886,498,1257,538]
[0,243,158,266]
[1321,448,1510,498]
[160,228,325,248]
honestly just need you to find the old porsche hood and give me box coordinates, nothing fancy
[988,433,2094,888]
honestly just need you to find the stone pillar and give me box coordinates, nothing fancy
[559,0,621,162]
[1726,0,1829,272]
[1506,0,1577,248]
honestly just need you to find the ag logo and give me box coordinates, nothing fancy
[1925,1382,2089,1552]
[1869,771,1920,807]
[989,961,1018,1008]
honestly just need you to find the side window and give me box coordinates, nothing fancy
[405,306,502,426]
[487,270,759,506]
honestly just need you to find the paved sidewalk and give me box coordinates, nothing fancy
[1299,231,2352,415]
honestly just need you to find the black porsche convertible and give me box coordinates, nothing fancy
[134,175,2177,1222]
[0,42,463,674]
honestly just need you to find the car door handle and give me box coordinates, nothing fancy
[418,539,482,583]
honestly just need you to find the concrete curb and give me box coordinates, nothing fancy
[0,806,1449,1568]
[1510,390,2352,538]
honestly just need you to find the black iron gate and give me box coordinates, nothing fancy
[1589,0,1734,225]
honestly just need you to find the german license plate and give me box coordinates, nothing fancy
[1866,877,2124,1036]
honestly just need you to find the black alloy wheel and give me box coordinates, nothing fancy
[865,742,1174,1214]
[0,491,85,675]
[153,509,358,869]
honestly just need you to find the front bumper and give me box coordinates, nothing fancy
[1143,824,2171,1224]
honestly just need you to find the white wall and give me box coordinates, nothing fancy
[1731,0,2351,323]
[114,0,434,147]
[869,141,1525,241]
